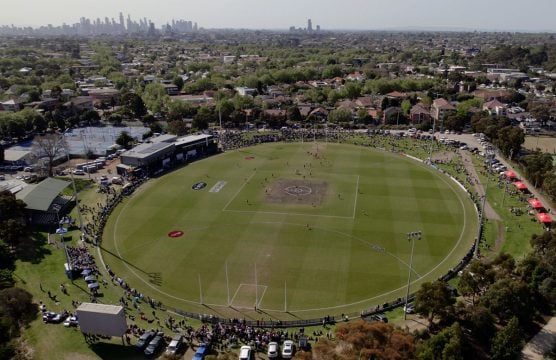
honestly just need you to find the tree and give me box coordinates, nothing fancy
[141,83,169,114]
[314,320,415,360]
[494,125,524,158]
[490,317,523,360]
[342,82,362,99]
[167,120,189,136]
[529,104,550,125]
[0,269,14,290]
[457,260,495,305]
[458,304,496,345]
[115,131,134,149]
[520,152,553,188]
[173,76,184,91]
[166,100,195,121]
[417,322,464,360]
[286,106,302,123]
[192,107,214,130]
[542,174,556,202]
[327,108,353,124]
[32,134,67,176]
[322,64,342,79]
[0,287,37,326]
[480,277,535,323]
[0,219,27,249]
[414,280,456,328]
[121,92,147,118]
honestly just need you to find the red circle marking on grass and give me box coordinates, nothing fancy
[245,156,255,160]
[168,230,184,238]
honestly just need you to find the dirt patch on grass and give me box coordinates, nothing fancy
[432,151,457,163]
[265,179,328,206]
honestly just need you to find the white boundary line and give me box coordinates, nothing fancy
[222,171,256,211]
[104,145,477,314]
[229,283,268,308]
[229,283,243,306]
[352,175,360,219]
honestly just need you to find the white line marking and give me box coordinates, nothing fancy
[222,172,256,211]
[352,175,360,219]
[222,209,353,219]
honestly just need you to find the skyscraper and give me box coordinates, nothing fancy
[307,19,313,32]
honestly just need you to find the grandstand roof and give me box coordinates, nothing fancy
[175,134,213,147]
[16,177,70,211]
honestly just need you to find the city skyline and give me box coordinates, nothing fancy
[2,0,556,32]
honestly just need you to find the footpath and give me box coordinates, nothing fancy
[521,317,556,359]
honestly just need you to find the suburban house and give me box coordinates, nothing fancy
[162,83,180,95]
[410,104,431,124]
[382,107,402,124]
[483,99,507,116]
[431,98,456,122]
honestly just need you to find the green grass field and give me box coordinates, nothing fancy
[102,142,478,319]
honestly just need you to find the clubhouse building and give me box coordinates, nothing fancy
[119,133,217,174]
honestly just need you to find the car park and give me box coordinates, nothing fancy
[239,345,252,360]
[144,334,164,357]
[135,331,154,351]
[282,340,295,359]
[267,341,279,358]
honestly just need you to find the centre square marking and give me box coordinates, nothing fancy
[266,179,327,205]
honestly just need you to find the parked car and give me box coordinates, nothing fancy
[239,345,252,360]
[73,169,85,175]
[144,334,164,357]
[267,341,279,358]
[63,316,78,327]
[135,331,154,350]
[371,313,389,323]
[42,311,64,323]
[193,343,209,360]
[282,340,295,359]
[165,334,184,355]
[403,303,415,314]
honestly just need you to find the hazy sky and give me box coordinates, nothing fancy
[3,0,555,31]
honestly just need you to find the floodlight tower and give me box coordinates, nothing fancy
[404,230,421,320]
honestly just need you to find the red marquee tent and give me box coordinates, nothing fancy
[504,170,518,178]
[513,181,528,190]
[528,199,544,209]
[536,213,553,223]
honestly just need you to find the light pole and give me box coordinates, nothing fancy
[404,231,421,320]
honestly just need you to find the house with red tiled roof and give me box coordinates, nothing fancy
[309,107,329,120]
[483,99,507,116]
[431,98,456,121]
[472,89,512,102]
[385,91,408,99]
[355,96,373,108]
[409,103,431,124]
[337,100,357,111]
